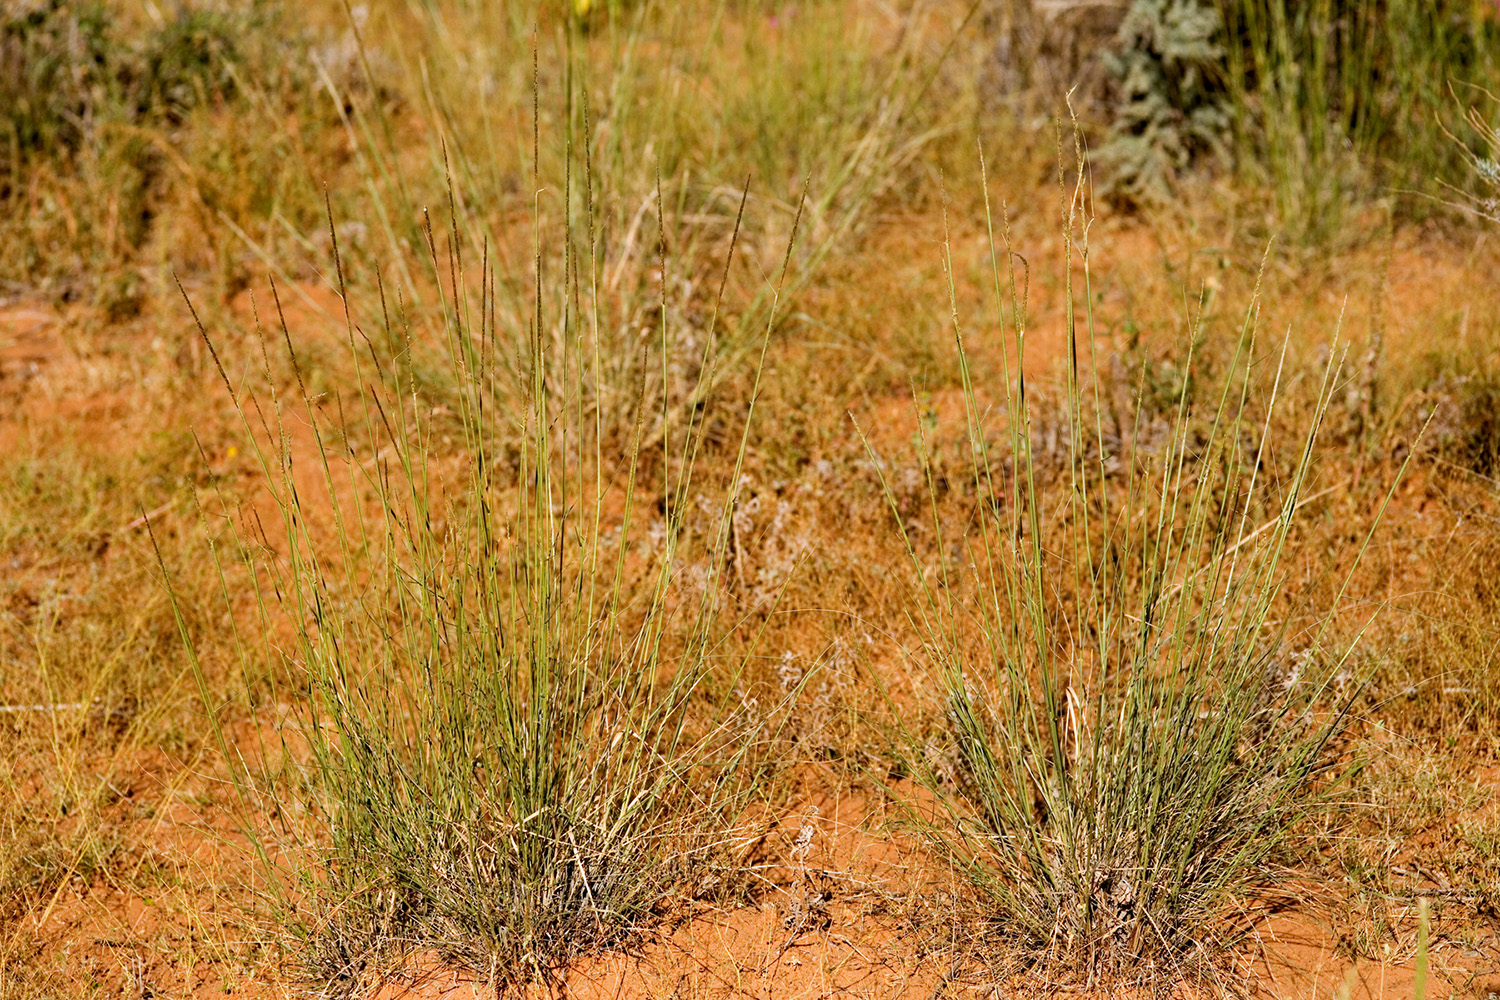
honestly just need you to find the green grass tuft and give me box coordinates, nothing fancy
[164,108,802,989]
[863,148,1404,980]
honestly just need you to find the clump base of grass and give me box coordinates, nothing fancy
[864,157,1398,985]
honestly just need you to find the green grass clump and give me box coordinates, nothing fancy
[1095,0,1500,235]
[171,117,795,987]
[304,0,967,454]
[1217,0,1500,239]
[867,158,1392,979]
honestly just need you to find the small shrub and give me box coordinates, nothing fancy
[1098,0,1229,204]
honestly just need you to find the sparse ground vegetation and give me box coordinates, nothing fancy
[3,1,1500,998]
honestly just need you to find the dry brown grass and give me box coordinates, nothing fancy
[2,2,1500,998]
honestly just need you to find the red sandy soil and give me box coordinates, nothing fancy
[5,215,1500,999]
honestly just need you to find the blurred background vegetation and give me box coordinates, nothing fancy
[3,0,1498,313]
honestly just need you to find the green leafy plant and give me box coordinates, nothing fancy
[1098,0,1229,204]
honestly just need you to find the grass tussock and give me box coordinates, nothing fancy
[1217,0,1500,237]
[864,159,1402,981]
[0,0,331,303]
[168,113,804,985]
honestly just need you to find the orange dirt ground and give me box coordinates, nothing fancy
[3,206,1500,999]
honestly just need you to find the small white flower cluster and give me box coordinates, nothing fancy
[733,477,810,607]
